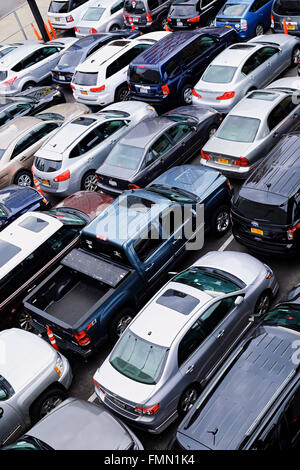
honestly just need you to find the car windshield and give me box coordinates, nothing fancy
[110,331,167,384]
[105,143,144,170]
[82,7,106,21]
[58,51,83,66]
[220,3,248,16]
[36,112,64,121]
[234,196,290,225]
[169,5,198,16]
[173,267,241,297]
[216,116,260,143]
[0,47,17,58]
[124,0,146,13]
[49,1,69,13]
[129,65,161,85]
[201,65,237,84]
[273,0,300,14]
[263,306,300,332]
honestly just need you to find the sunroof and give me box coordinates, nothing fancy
[156,289,199,315]
[247,91,277,101]
[230,44,255,49]
[18,216,49,233]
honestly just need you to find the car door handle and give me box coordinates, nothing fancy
[217,329,225,338]
[145,263,154,271]
[293,113,298,119]
[110,139,117,144]
[185,365,194,374]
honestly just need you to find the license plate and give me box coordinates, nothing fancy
[59,75,65,81]
[287,23,296,30]
[109,179,117,187]
[42,179,50,186]
[55,17,60,21]
[139,86,149,94]
[251,227,263,236]
[81,90,87,95]
[177,20,183,26]
[132,17,139,22]
[218,158,229,164]
[225,24,232,28]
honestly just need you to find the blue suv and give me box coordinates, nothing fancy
[214,0,273,39]
[127,27,237,107]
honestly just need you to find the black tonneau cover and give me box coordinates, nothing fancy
[61,248,130,288]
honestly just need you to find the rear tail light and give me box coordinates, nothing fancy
[240,19,247,30]
[128,83,131,90]
[96,175,102,182]
[93,378,105,393]
[66,15,74,22]
[135,403,159,415]
[123,12,126,20]
[216,91,235,100]
[270,14,274,29]
[287,223,300,240]
[226,180,231,190]
[161,84,170,95]
[192,88,201,98]
[128,183,140,189]
[70,84,75,89]
[201,148,211,160]
[74,27,78,32]
[53,169,70,182]
[167,17,171,21]
[3,76,17,86]
[90,85,105,92]
[187,15,200,22]
[73,330,91,346]
[90,28,97,33]
[146,13,153,23]
[234,157,249,167]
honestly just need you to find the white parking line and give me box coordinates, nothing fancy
[218,234,234,252]
[88,392,97,402]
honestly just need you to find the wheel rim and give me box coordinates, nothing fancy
[17,174,32,187]
[180,388,198,413]
[293,47,300,65]
[183,87,193,104]
[119,88,129,101]
[110,25,120,31]
[116,315,132,337]
[18,311,32,331]
[209,127,217,138]
[256,294,270,316]
[255,25,264,36]
[216,210,230,233]
[40,396,63,418]
[84,174,97,191]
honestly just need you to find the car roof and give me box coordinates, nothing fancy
[241,133,300,199]
[0,43,51,68]
[179,325,300,450]
[0,185,42,214]
[228,90,286,119]
[0,116,43,149]
[0,212,63,279]
[118,117,173,148]
[211,43,263,67]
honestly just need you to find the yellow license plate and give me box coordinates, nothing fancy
[218,158,229,164]
[42,179,50,186]
[55,17,60,21]
[251,227,263,236]
[225,25,232,28]
[287,24,295,30]
[81,90,88,95]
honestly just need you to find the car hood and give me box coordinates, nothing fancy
[203,135,258,158]
[96,163,137,182]
[96,358,157,405]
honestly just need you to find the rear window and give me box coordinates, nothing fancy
[58,51,83,66]
[201,65,237,84]
[216,115,260,143]
[73,71,98,86]
[263,306,300,332]
[82,7,106,21]
[49,1,70,13]
[18,216,49,233]
[169,4,198,16]
[220,3,248,16]
[234,195,289,224]
[34,157,62,172]
[156,289,199,315]
[0,240,21,268]
[273,0,300,15]
[129,65,161,84]
[105,143,144,170]
[124,0,146,13]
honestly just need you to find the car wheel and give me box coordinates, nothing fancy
[109,308,135,342]
[109,24,120,31]
[181,85,193,105]
[291,46,300,66]
[14,170,33,187]
[30,387,67,424]
[208,125,218,139]
[178,385,199,416]
[255,23,264,36]
[115,84,130,102]
[254,291,271,316]
[81,171,97,191]
[22,81,36,91]
[15,309,33,331]
[211,205,231,237]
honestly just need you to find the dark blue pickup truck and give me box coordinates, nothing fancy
[24,165,232,357]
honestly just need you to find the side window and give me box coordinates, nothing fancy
[117,44,151,70]
[150,134,172,158]
[159,206,184,237]
[31,123,60,141]
[284,386,300,444]
[200,296,237,336]
[106,59,121,79]
[165,124,191,143]
[0,383,8,400]
[241,51,262,75]
[39,47,61,59]
[69,144,81,159]
[19,51,41,70]
[78,129,103,154]
[148,0,159,9]
[45,226,80,255]
[111,0,124,14]
[268,96,297,131]
[133,223,164,262]
[256,46,279,65]
[8,103,32,117]
[11,61,23,72]
[0,111,10,127]
[181,40,200,66]
[164,57,181,79]
[98,120,126,138]
[71,0,89,9]
[178,321,206,367]
[249,0,270,11]
[292,192,300,221]
[11,134,38,160]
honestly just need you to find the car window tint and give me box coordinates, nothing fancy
[256,46,279,64]
[267,96,298,131]
[78,129,103,154]
[200,296,237,335]
[23,50,43,68]
[164,57,181,79]
[178,321,206,366]
[241,51,263,75]
[97,119,126,138]
[166,124,191,143]
[8,103,32,117]
[150,134,172,158]
[117,44,151,70]
[69,144,81,159]
[0,111,11,127]
[31,123,60,140]
[106,59,120,79]
[11,134,38,159]
[133,223,164,262]
[71,0,89,8]
[45,226,80,255]
[111,0,124,14]
[39,47,61,59]
[148,0,159,9]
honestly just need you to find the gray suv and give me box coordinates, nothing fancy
[272,0,300,35]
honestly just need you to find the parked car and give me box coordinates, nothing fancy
[0,86,65,129]
[1,398,143,450]
[0,328,72,447]
[265,75,300,93]
[123,0,172,31]
[0,211,86,330]
[93,250,278,434]
[33,101,157,196]
[71,32,169,106]
[170,287,300,450]
[96,105,222,195]
[24,184,206,357]
[127,27,238,107]
[192,34,300,114]
[51,31,140,86]
[214,0,273,39]
[48,0,95,30]
[0,39,77,96]
[231,132,300,255]
[167,0,226,30]
[200,88,300,179]
[0,185,49,231]
[75,0,125,36]
[33,102,90,122]
[271,0,300,35]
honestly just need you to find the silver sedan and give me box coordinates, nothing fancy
[75,0,125,37]
[200,87,300,179]
[192,33,300,114]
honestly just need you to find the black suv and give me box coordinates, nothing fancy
[123,0,172,31]
[169,286,300,450]
[167,0,226,30]
[231,132,300,256]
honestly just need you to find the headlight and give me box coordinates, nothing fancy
[54,353,64,377]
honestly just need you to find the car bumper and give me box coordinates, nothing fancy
[192,96,236,114]
[200,158,253,180]
[129,91,172,106]
[233,228,299,256]
[58,352,73,389]
[97,182,123,196]
[73,90,112,106]
[52,77,72,86]
[34,175,76,198]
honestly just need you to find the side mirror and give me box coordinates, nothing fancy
[234,295,244,306]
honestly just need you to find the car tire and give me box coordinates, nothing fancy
[181,84,193,105]
[255,23,264,36]
[13,170,33,187]
[178,384,199,416]
[211,205,231,237]
[22,81,36,91]
[15,308,33,331]
[81,171,98,191]
[109,24,120,31]
[115,83,130,102]
[254,291,271,316]
[291,46,300,66]
[109,307,135,342]
[207,125,218,140]
[30,386,67,424]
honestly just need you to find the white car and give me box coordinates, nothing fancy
[75,0,125,37]
[0,328,72,446]
[71,31,169,106]
[48,0,95,30]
